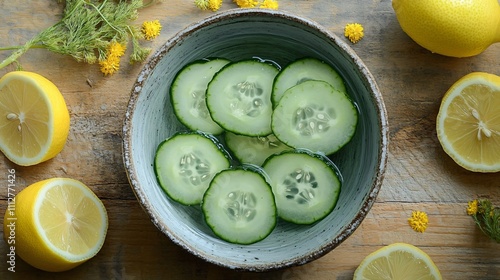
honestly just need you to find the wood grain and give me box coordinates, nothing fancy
[1,0,500,279]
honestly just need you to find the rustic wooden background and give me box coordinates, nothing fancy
[1,0,499,279]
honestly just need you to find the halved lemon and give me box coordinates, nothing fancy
[0,71,70,166]
[436,72,500,172]
[354,243,442,280]
[3,178,108,272]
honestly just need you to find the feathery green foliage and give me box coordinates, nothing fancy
[0,0,161,71]
[468,199,500,243]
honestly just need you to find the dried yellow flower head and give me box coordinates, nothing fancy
[99,55,121,76]
[108,42,127,58]
[467,200,478,216]
[197,0,279,11]
[209,0,223,11]
[142,20,162,40]
[408,211,428,233]
[99,41,127,75]
[344,23,364,43]
[234,0,259,8]
[260,0,279,9]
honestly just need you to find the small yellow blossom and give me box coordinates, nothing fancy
[467,200,478,216]
[408,211,428,233]
[209,0,223,11]
[107,41,126,58]
[260,0,279,9]
[142,20,162,41]
[344,23,364,44]
[99,41,126,75]
[234,0,259,8]
[99,55,120,76]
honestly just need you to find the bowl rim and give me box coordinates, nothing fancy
[122,8,389,271]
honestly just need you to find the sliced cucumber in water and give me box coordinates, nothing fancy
[262,150,341,225]
[171,58,230,134]
[155,57,356,243]
[272,57,346,106]
[202,168,277,245]
[271,80,358,155]
[224,132,292,166]
[154,132,231,205]
[206,60,279,136]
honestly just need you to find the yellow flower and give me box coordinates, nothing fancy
[208,0,223,11]
[260,0,279,9]
[107,41,126,58]
[142,20,162,41]
[408,211,428,233]
[234,0,259,8]
[344,23,364,44]
[99,55,120,76]
[467,200,478,216]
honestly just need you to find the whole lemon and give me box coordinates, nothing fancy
[392,0,500,57]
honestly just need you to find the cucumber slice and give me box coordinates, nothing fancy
[272,57,346,106]
[271,80,358,155]
[262,150,341,225]
[154,132,231,205]
[202,168,277,244]
[171,58,230,134]
[224,132,292,166]
[206,60,279,136]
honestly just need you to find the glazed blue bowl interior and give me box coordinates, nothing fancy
[123,9,388,271]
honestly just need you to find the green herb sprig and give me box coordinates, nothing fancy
[467,199,500,243]
[0,0,161,73]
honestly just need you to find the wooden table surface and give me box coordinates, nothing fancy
[1,1,499,279]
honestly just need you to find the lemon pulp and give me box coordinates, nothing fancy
[0,71,70,166]
[36,180,107,258]
[354,243,442,280]
[3,178,108,272]
[437,72,500,172]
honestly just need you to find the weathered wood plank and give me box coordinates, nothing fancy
[1,0,499,279]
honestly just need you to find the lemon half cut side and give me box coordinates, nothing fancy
[436,72,500,173]
[3,178,108,272]
[354,243,442,280]
[0,71,70,166]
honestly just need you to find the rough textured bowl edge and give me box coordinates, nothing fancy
[122,8,389,272]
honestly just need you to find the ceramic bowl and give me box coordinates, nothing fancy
[123,9,388,271]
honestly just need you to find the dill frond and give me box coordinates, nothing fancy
[468,199,500,243]
[0,0,162,74]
